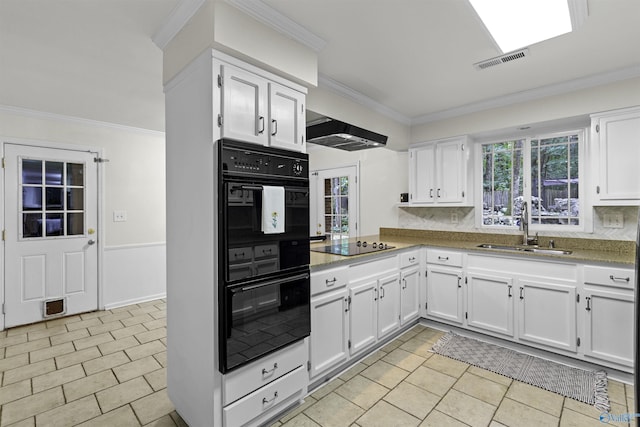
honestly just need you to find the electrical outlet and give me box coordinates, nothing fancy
[603,213,623,228]
[450,213,459,224]
[113,210,127,222]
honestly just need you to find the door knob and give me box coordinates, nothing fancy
[88,239,96,245]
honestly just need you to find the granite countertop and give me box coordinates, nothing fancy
[310,228,636,268]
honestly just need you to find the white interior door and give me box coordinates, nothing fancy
[4,143,98,328]
[310,165,358,240]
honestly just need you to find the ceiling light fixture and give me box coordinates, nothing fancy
[469,0,576,53]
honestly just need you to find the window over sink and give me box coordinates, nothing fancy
[478,129,587,231]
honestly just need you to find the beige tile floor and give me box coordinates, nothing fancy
[0,299,635,427]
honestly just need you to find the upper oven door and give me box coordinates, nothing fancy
[223,180,310,283]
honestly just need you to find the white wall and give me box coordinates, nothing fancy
[308,145,407,237]
[0,108,167,308]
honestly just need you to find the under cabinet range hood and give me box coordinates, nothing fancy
[306,119,388,151]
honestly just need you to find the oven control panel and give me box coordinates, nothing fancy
[220,140,308,179]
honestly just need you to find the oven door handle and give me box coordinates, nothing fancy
[232,272,310,293]
[236,185,263,191]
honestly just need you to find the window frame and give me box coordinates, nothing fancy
[475,128,592,233]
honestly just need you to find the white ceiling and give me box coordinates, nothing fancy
[1,0,639,133]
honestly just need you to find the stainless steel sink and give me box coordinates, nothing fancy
[476,243,572,255]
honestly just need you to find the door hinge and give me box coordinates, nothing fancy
[1,303,4,314]
[425,302,428,310]
[465,277,468,284]
[595,124,600,133]
[1,230,5,241]
[301,104,304,114]
[217,74,222,87]
[461,144,465,151]
[576,294,580,303]
[596,185,600,194]
[462,191,465,198]
[1,157,4,168]
[93,157,110,163]
[218,114,223,127]
[348,340,351,349]
[465,312,468,319]
[577,337,581,347]
[348,295,352,311]
[307,361,311,371]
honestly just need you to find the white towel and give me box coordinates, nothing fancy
[261,186,285,234]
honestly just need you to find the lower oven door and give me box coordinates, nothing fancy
[220,270,310,373]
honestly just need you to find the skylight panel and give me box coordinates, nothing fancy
[469,0,573,53]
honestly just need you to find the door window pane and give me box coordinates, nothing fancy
[22,159,42,184]
[22,187,42,210]
[45,161,64,185]
[67,163,84,186]
[45,188,64,210]
[67,188,84,210]
[23,213,43,237]
[46,214,64,236]
[67,213,84,235]
[323,176,351,240]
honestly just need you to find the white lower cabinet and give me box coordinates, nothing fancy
[582,264,635,369]
[377,272,401,339]
[349,278,378,356]
[426,265,464,324]
[517,279,577,352]
[466,272,514,338]
[400,266,420,325]
[583,288,634,367]
[309,288,349,378]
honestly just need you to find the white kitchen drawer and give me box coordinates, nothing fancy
[223,366,306,427]
[229,247,253,263]
[311,266,348,296]
[427,249,463,267]
[584,265,635,290]
[223,340,307,405]
[349,255,398,280]
[254,244,278,260]
[400,250,420,269]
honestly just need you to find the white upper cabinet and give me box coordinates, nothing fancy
[219,61,306,152]
[591,106,640,205]
[408,136,472,205]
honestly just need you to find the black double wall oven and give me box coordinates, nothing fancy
[218,139,310,373]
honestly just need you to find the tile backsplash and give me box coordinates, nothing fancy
[397,205,639,241]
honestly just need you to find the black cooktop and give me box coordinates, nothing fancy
[311,241,396,257]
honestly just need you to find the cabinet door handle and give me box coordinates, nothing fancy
[258,116,265,134]
[344,297,349,312]
[519,287,524,300]
[262,391,278,405]
[402,278,407,289]
[374,287,378,301]
[408,257,416,263]
[380,287,385,299]
[437,188,441,198]
[271,119,278,136]
[586,296,591,311]
[508,285,512,298]
[609,275,630,283]
[262,363,278,375]
[326,277,337,286]
[457,277,461,288]
[429,189,433,198]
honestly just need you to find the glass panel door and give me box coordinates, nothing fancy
[310,166,358,240]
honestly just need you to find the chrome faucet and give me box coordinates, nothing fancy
[520,201,538,246]
[520,201,529,245]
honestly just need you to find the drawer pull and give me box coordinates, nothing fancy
[609,275,630,283]
[326,277,337,286]
[263,249,272,255]
[408,257,416,262]
[508,285,512,298]
[438,256,449,261]
[262,391,278,405]
[262,363,278,376]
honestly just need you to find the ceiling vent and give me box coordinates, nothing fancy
[474,48,530,70]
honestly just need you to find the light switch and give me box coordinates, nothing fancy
[113,210,127,222]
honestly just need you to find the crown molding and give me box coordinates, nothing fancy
[318,75,412,126]
[412,65,640,125]
[224,0,326,52]
[152,0,206,50]
[0,105,165,137]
